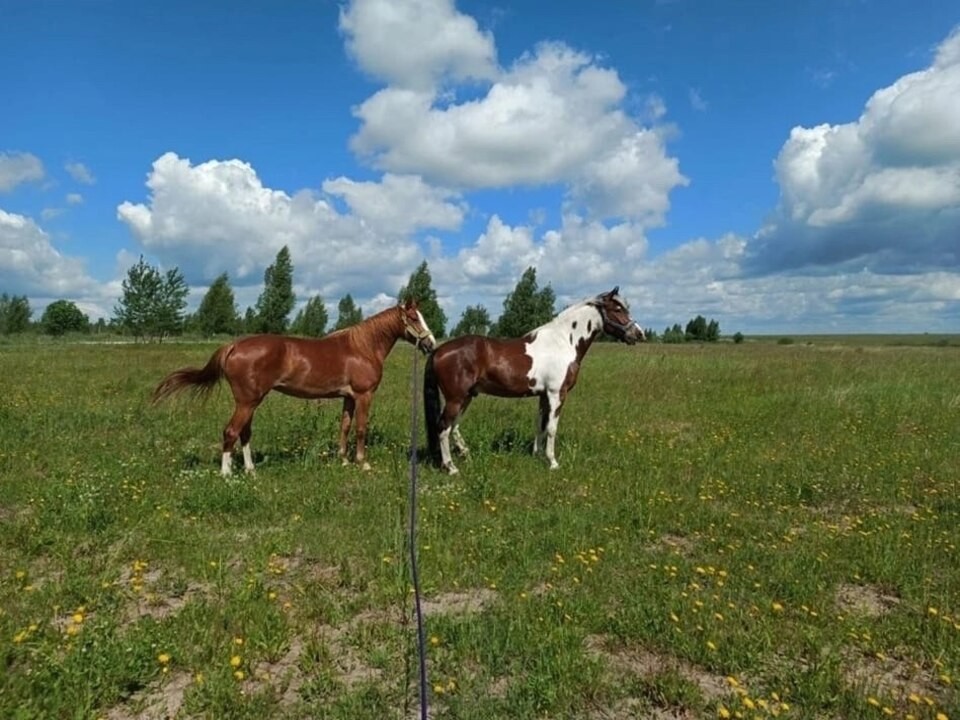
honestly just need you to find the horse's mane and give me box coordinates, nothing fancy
[537,297,600,331]
[337,305,403,360]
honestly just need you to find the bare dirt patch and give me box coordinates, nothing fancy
[104,670,192,720]
[420,588,498,616]
[584,634,731,703]
[843,649,941,705]
[647,534,696,556]
[835,583,900,618]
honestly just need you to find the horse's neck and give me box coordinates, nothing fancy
[545,304,603,362]
[358,312,404,363]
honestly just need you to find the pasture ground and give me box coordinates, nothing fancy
[0,339,958,719]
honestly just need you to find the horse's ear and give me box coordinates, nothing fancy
[610,285,619,297]
[404,297,418,310]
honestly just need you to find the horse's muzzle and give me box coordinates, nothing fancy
[417,335,438,354]
[623,323,645,345]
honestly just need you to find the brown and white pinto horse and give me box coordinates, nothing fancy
[423,287,644,474]
[153,300,437,475]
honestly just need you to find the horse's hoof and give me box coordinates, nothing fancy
[361,462,372,472]
[340,458,350,467]
[443,464,459,476]
[549,462,560,471]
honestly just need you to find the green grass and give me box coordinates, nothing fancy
[1,340,958,719]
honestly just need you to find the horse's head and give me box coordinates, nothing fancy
[594,286,645,345]
[400,299,438,354]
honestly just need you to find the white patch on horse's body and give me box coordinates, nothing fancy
[523,302,605,469]
[525,303,603,393]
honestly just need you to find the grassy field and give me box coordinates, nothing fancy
[1,339,958,719]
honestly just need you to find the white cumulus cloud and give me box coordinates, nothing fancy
[340,0,497,91]
[343,0,687,223]
[0,152,45,192]
[749,26,960,273]
[116,152,428,301]
[0,209,97,297]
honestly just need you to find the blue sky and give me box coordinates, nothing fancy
[1,0,958,333]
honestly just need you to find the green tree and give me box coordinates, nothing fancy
[496,267,556,338]
[41,299,88,336]
[451,304,492,336]
[706,319,720,342]
[334,294,363,330]
[663,323,685,344]
[0,294,32,334]
[398,261,446,338]
[243,307,257,334]
[683,315,720,342]
[195,272,239,336]
[685,315,708,341]
[291,295,329,337]
[255,246,295,333]
[113,256,189,342]
[733,331,745,344]
[154,268,189,342]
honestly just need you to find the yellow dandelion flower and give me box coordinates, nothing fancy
[72,612,84,624]
[234,637,244,646]
[230,655,243,668]
[233,670,245,681]
[706,640,717,651]
[867,696,881,707]
[718,706,731,718]
[429,635,440,646]
[936,713,949,720]
[771,602,784,613]
[157,653,171,665]
[908,693,921,704]
[433,684,446,695]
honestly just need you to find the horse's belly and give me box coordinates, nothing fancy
[275,381,351,400]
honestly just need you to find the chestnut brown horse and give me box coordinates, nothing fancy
[423,287,644,474]
[153,300,437,475]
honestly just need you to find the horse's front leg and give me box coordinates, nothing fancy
[353,392,373,471]
[338,396,356,465]
[544,390,562,470]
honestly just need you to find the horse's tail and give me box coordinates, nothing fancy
[152,344,232,404]
[423,351,443,464]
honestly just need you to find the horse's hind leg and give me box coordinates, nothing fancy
[338,396,356,466]
[222,402,256,476]
[451,396,472,457]
[438,397,466,474]
[533,394,549,455]
[240,416,256,473]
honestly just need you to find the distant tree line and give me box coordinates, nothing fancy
[3,249,655,344]
[655,315,723,344]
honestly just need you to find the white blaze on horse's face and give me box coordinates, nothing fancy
[416,310,438,351]
[409,310,437,350]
